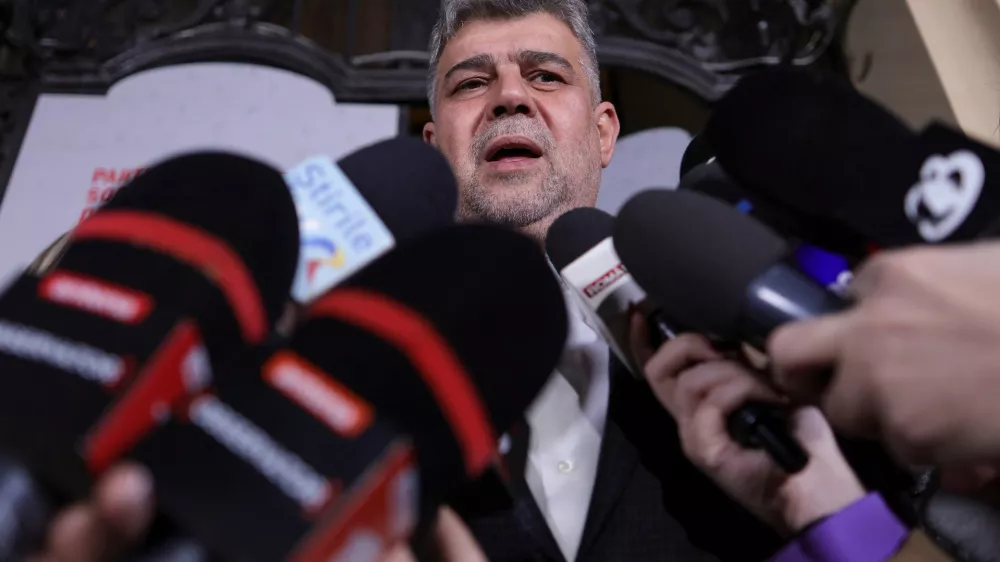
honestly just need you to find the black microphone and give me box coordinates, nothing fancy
[300,223,566,504]
[546,207,674,377]
[679,139,869,259]
[679,165,858,296]
[0,152,301,499]
[704,67,1000,248]
[614,189,845,349]
[549,205,806,473]
[286,137,458,303]
[614,188,920,519]
[108,224,567,561]
[0,139,461,561]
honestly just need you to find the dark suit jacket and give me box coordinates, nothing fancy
[454,362,786,562]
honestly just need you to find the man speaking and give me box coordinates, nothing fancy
[27,1,782,561]
[421,1,782,561]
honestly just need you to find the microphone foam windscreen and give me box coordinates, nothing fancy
[545,207,616,270]
[339,136,458,240]
[614,189,788,336]
[704,67,920,223]
[292,224,567,494]
[102,152,300,325]
[679,132,717,178]
[679,162,868,259]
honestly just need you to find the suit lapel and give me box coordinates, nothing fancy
[574,361,640,559]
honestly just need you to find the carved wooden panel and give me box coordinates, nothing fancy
[0,0,851,103]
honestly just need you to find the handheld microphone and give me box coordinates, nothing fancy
[704,67,1000,248]
[286,137,458,303]
[0,152,300,498]
[614,189,845,348]
[614,189,920,508]
[110,224,567,561]
[546,207,673,377]
[549,205,806,473]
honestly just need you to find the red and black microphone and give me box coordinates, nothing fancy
[83,137,461,488]
[107,224,568,561]
[0,151,301,498]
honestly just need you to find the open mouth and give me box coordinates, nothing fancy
[485,138,543,162]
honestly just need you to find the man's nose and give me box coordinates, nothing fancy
[489,68,537,118]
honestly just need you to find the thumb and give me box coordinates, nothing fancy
[787,407,839,457]
[94,464,155,545]
[434,507,487,561]
[768,313,852,401]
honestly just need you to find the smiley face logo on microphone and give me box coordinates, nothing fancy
[904,150,985,242]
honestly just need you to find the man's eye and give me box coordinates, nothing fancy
[532,72,562,83]
[457,79,486,91]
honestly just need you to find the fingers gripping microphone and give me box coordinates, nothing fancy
[705,67,1000,248]
[614,189,839,473]
[109,225,567,561]
[546,207,675,377]
[615,189,923,511]
[0,152,300,498]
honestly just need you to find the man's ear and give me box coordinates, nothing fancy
[423,122,437,147]
[595,101,620,169]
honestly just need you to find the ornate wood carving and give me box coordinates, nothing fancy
[592,0,852,99]
[0,0,852,103]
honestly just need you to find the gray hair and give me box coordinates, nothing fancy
[427,0,601,117]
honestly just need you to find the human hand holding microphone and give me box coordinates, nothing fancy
[541,186,868,537]
[700,65,1000,469]
[627,325,864,537]
[603,187,914,544]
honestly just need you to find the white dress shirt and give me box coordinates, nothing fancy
[523,288,610,561]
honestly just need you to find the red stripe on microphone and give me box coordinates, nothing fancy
[72,210,267,343]
[309,290,497,476]
[82,320,203,475]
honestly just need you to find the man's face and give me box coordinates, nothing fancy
[424,13,619,242]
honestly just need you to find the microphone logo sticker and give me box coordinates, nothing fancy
[301,235,347,283]
[285,156,396,303]
[583,264,628,299]
[904,150,985,242]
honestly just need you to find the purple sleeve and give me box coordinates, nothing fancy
[769,493,909,562]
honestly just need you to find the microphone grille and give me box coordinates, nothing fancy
[546,207,616,271]
[615,189,788,336]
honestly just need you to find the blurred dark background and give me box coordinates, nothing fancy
[0,0,854,141]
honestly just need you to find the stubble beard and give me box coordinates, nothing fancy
[456,158,574,229]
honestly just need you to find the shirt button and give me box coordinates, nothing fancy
[557,460,574,474]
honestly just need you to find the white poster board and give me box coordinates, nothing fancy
[0,62,400,279]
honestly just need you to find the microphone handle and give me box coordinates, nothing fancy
[727,403,808,474]
[644,311,808,474]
